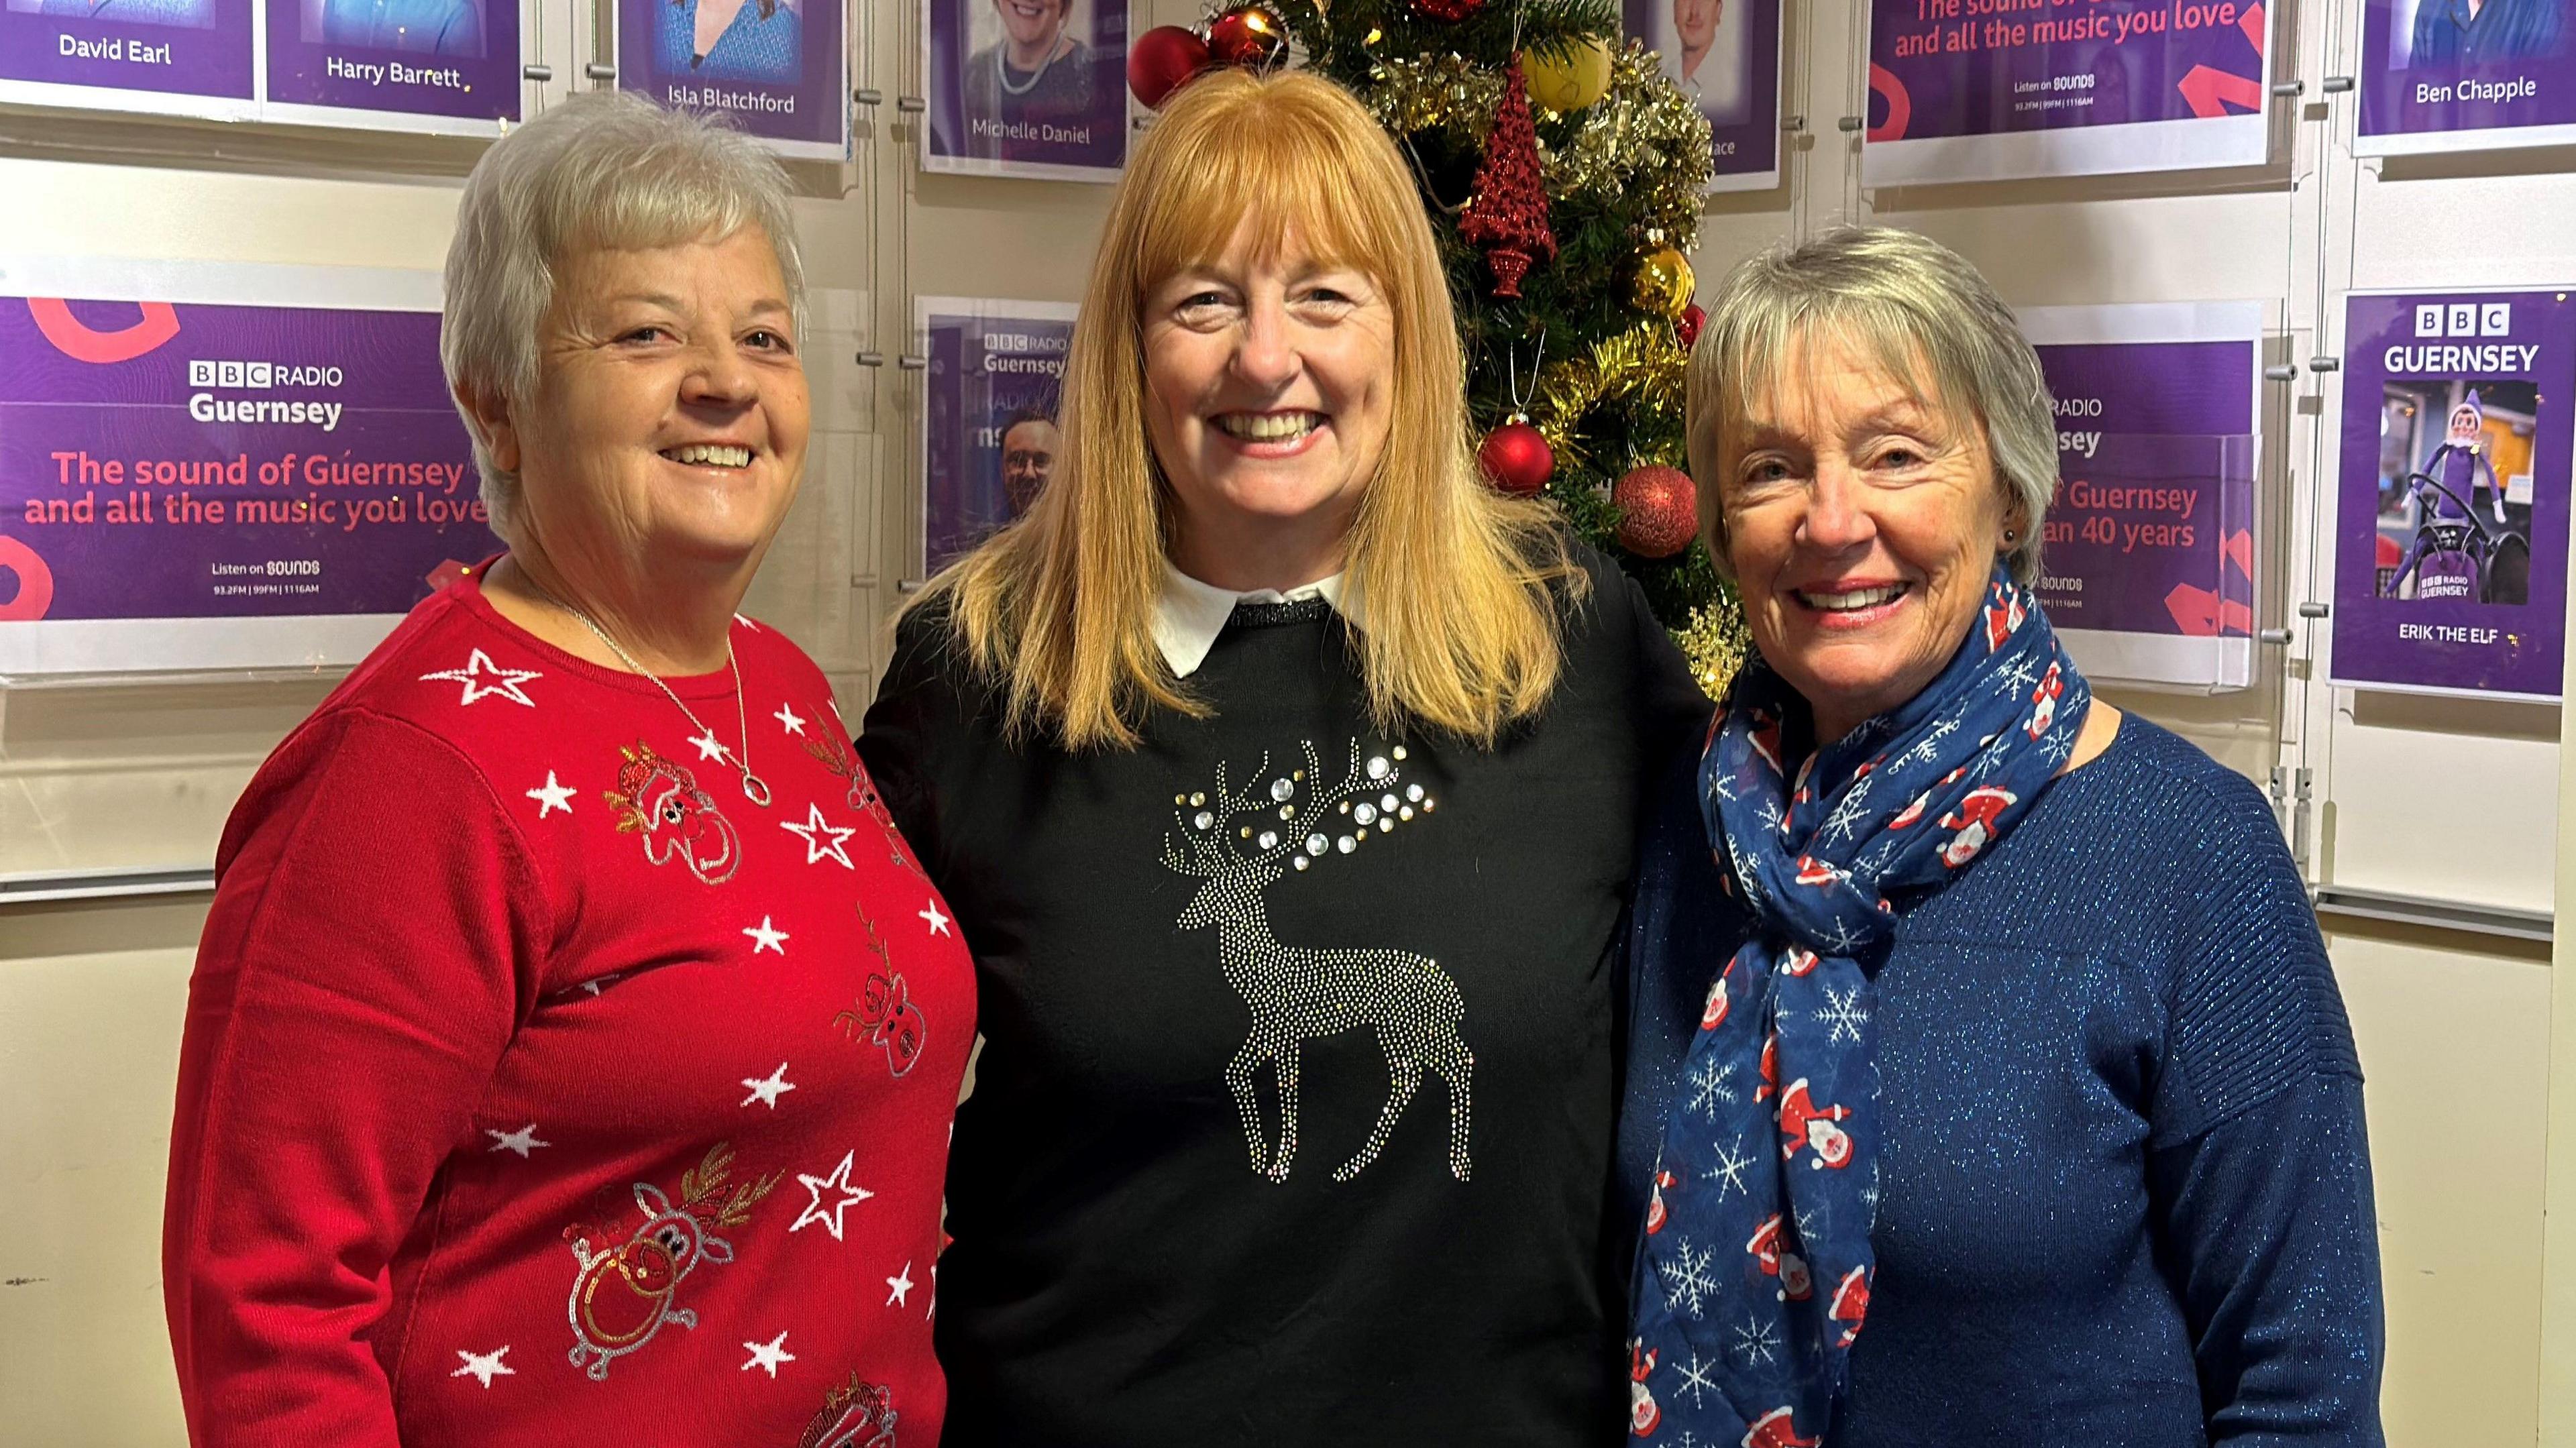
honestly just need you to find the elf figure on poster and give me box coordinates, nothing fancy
[2389,392,2516,602]
[1126,0,1748,692]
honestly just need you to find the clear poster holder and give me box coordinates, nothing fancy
[2039,432,2259,693]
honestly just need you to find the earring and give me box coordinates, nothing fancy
[2002,529,2017,543]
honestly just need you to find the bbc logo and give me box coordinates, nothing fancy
[2414,302,2512,338]
[186,360,276,388]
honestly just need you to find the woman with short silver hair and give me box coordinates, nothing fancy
[1617,227,2384,1446]
[164,92,970,1447]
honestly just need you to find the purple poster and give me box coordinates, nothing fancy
[2356,0,2573,154]
[2021,303,2264,690]
[0,259,501,677]
[616,0,848,158]
[0,0,254,119]
[916,296,1074,575]
[923,0,1127,181]
[2332,290,2575,701]
[1624,0,1782,191]
[263,0,521,129]
[1864,0,2271,184]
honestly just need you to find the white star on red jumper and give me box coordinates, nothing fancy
[743,916,790,955]
[789,1150,875,1239]
[782,803,857,869]
[418,649,540,708]
[525,771,576,818]
[451,1347,514,1387]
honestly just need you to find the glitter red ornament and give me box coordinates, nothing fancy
[1205,5,1287,68]
[1479,420,1555,496]
[1457,62,1557,299]
[1678,302,1707,351]
[1128,25,1210,109]
[1614,465,1699,557]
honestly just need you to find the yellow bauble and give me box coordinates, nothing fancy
[1519,37,1613,112]
[1630,244,1694,319]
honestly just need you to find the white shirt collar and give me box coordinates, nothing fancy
[1153,561,1358,678]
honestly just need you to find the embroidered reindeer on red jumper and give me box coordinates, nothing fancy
[1162,740,1473,1184]
[564,1141,780,1380]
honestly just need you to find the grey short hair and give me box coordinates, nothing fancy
[1684,225,2055,586]
[441,91,807,540]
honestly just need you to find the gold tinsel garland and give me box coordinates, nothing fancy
[1529,320,1689,467]
[1676,594,1749,702]
[1362,46,1710,238]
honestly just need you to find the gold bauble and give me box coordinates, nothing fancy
[1630,243,1694,319]
[1519,36,1613,113]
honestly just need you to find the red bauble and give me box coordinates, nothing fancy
[1205,5,1287,68]
[1479,421,1554,496]
[1128,25,1210,109]
[1678,302,1707,350]
[1413,0,1486,18]
[1614,465,1699,557]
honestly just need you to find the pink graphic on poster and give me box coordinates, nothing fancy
[0,260,500,676]
[1864,0,2271,184]
[2021,302,2264,690]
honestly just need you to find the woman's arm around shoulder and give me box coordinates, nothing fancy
[2141,760,2383,1446]
[164,708,550,1447]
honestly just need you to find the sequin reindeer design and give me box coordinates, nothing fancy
[1161,740,1473,1184]
[604,742,743,885]
[564,1141,780,1380]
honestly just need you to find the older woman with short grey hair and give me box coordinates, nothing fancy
[164,92,971,1447]
[1617,227,2383,1447]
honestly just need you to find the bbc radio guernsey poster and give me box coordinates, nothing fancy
[2356,0,2573,154]
[916,296,1075,575]
[616,0,850,158]
[2021,302,2265,691]
[0,258,501,677]
[1863,0,2272,184]
[1623,0,1784,191]
[0,0,256,120]
[2332,288,2575,702]
[923,0,1128,180]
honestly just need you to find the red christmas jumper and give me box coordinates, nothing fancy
[163,569,972,1447]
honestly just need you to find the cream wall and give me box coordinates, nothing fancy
[5,0,2574,1443]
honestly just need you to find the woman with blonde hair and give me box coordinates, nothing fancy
[859,67,1707,1443]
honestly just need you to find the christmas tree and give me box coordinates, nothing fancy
[1137,0,1744,693]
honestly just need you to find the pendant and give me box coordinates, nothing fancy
[741,771,773,808]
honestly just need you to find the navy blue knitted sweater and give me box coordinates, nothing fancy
[1617,714,2385,1447]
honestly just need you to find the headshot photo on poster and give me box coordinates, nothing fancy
[916,298,1076,574]
[2357,0,2572,152]
[262,0,521,127]
[1625,0,1782,189]
[2333,290,2575,701]
[0,0,252,115]
[614,0,849,156]
[924,0,1128,180]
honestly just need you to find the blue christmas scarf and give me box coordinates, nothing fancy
[1628,570,2092,1447]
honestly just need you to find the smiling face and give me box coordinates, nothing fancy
[1715,329,2015,744]
[2449,403,2483,445]
[1672,0,1721,54]
[994,0,1066,50]
[493,227,808,581]
[1140,221,1397,590]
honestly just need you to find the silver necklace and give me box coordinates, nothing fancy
[996,36,1066,96]
[529,578,771,808]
